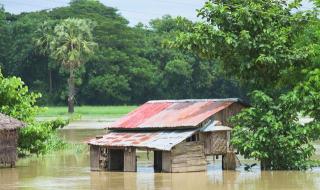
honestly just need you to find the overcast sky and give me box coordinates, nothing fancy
[0,0,314,26]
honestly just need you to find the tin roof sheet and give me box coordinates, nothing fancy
[200,120,232,132]
[109,99,240,130]
[88,130,196,151]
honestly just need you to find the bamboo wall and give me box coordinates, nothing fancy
[0,129,18,166]
[202,131,229,155]
[170,141,207,173]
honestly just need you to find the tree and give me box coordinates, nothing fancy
[173,0,320,170]
[231,91,320,170]
[173,0,316,94]
[36,18,97,112]
[3,1,246,105]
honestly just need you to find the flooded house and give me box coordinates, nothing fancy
[0,113,25,167]
[88,99,246,173]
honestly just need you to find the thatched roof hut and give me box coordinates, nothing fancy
[0,113,25,167]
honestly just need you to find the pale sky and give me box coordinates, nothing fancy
[0,0,314,26]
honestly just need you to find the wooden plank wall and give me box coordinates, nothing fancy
[203,131,228,155]
[170,141,206,173]
[214,103,245,126]
[124,148,136,172]
[162,151,172,172]
[90,145,101,171]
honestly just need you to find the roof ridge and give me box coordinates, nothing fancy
[147,98,240,103]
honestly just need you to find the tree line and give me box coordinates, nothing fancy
[0,0,246,107]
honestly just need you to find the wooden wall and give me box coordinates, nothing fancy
[124,148,136,172]
[90,145,101,171]
[170,141,207,173]
[162,151,172,172]
[214,102,245,126]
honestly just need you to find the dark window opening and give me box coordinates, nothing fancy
[186,133,199,142]
[108,149,124,171]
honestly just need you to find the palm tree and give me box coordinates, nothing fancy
[36,18,97,113]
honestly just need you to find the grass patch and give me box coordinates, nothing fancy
[37,105,137,118]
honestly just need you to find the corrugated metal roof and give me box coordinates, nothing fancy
[109,99,240,130]
[88,130,197,151]
[200,120,232,132]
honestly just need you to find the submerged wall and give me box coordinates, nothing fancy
[0,129,18,167]
[169,141,207,173]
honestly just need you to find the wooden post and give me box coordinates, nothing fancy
[124,148,136,172]
[226,131,231,151]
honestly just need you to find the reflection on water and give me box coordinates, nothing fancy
[1,129,320,190]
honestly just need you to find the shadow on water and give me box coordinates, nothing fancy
[1,129,320,190]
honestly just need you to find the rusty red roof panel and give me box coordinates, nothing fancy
[108,99,240,130]
[110,102,172,129]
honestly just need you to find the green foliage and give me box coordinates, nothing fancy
[174,0,316,94]
[0,70,67,156]
[0,70,41,122]
[170,0,320,170]
[0,1,246,105]
[44,117,69,130]
[231,91,320,170]
[18,120,67,156]
[37,18,97,68]
[36,17,97,112]
[294,68,320,121]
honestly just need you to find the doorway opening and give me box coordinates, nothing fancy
[108,149,124,171]
[154,151,162,172]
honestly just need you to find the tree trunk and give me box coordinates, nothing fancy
[48,69,52,94]
[68,67,75,113]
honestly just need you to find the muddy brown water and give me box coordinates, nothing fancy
[1,129,320,190]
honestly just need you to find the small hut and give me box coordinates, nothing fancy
[88,99,247,173]
[0,113,25,167]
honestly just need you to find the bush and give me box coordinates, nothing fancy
[43,117,69,130]
[18,118,68,156]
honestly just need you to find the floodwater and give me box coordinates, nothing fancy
[1,129,320,190]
